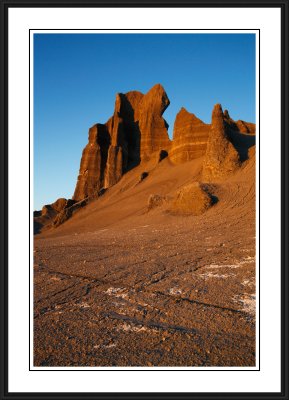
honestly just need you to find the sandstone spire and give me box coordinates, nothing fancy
[202,104,240,181]
[73,90,254,203]
[169,107,210,163]
[137,83,171,160]
[73,84,171,201]
[73,124,110,201]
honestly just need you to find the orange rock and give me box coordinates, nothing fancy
[169,107,210,164]
[36,87,257,231]
[73,124,110,201]
[73,84,171,200]
[170,182,213,215]
[136,83,171,159]
[235,120,255,134]
[73,88,255,202]
[202,104,240,181]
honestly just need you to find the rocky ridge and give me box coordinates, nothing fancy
[34,84,255,233]
[73,84,170,201]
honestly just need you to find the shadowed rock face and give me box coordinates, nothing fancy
[223,110,255,135]
[73,124,110,201]
[202,104,240,181]
[169,108,210,164]
[104,91,144,186]
[73,84,171,201]
[235,120,255,134]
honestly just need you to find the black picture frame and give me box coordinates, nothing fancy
[0,0,288,399]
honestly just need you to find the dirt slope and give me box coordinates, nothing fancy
[38,155,204,236]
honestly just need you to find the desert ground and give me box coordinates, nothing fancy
[34,154,256,367]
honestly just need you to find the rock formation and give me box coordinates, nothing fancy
[170,182,213,215]
[202,104,241,181]
[73,84,170,201]
[137,83,171,160]
[73,124,110,201]
[169,107,210,164]
[34,84,256,232]
[34,197,76,234]
[235,120,255,134]
[53,199,87,227]
[103,91,143,188]
[73,85,255,202]
[169,106,255,166]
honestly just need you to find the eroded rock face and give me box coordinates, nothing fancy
[103,91,144,186]
[202,104,240,181]
[34,198,76,234]
[53,199,87,227]
[35,86,256,231]
[136,84,171,160]
[235,120,255,134]
[69,90,255,217]
[170,182,213,215]
[104,146,123,187]
[73,124,110,201]
[73,84,171,201]
[41,198,71,218]
[169,108,210,164]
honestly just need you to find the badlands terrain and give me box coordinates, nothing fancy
[34,84,256,367]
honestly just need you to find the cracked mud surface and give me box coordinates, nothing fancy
[34,158,256,367]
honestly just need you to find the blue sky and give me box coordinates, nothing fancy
[34,33,256,210]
